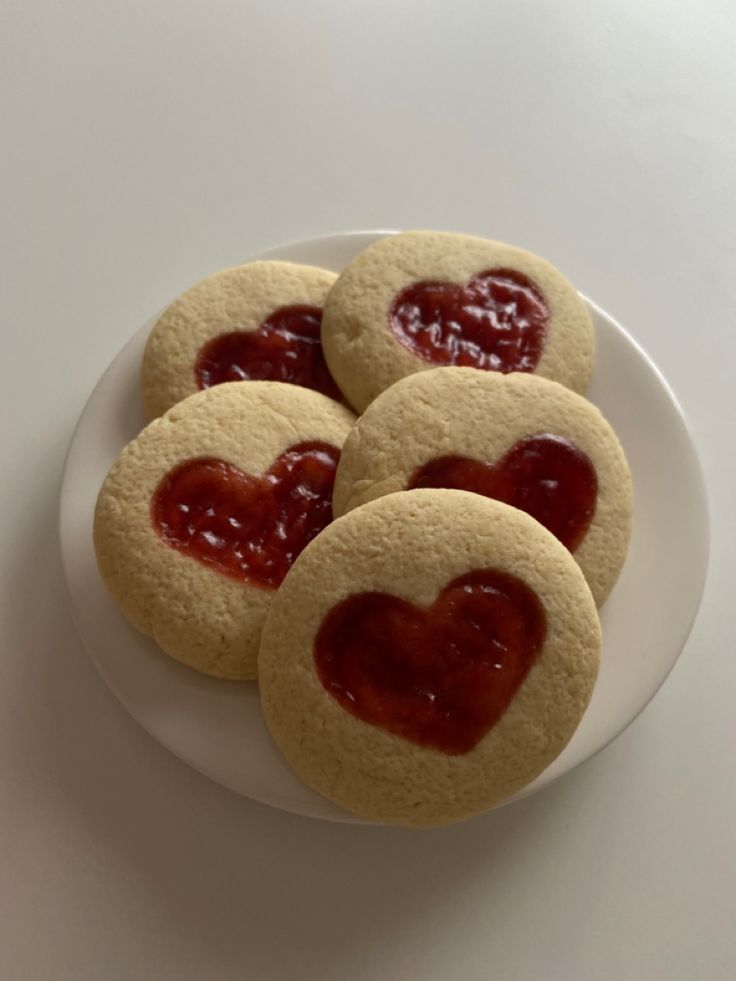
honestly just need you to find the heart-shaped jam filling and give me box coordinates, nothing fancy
[195,305,342,401]
[389,268,549,372]
[314,569,546,755]
[410,434,597,552]
[152,441,340,589]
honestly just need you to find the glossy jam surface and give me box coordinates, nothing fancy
[314,569,546,755]
[410,434,597,552]
[389,268,549,372]
[195,305,342,400]
[152,441,340,589]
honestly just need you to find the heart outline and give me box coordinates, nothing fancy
[152,441,340,589]
[314,568,547,755]
[195,304,342,401]
[389,267,549,372]
[409,433,597,552]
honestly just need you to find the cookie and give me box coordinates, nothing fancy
[259,489,601,827]
[333,368,632,606]
[94,382,355,680]
[321,231,594,412]
[142,260,340,419]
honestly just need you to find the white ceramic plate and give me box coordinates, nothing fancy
[59,231,709,823]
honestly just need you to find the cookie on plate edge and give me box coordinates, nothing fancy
[321,230,594,412]
[333,367,632,606]
[259,489,601,827]
[142,260,341,419]
[94,381,355,680]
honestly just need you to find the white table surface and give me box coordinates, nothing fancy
[2,2,734,978]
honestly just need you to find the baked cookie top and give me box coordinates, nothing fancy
[321,231,594,412]
[142,260,340,419]
[259,489,601,827]
[94,382,355,680]
[333,368,632,606]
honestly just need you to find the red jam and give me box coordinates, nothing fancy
[410,434,597,552]
[314,569,546,755]
[389,268,548,372]
[194,305,342,401]
[152,442,339,589]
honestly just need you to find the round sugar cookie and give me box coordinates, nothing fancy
[321,231,594,412]
[94,382,355,680]
[333,368,632,606]
[142,260,340,419]
[259,489,601,828]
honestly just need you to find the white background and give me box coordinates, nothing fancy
[1,1,734,978]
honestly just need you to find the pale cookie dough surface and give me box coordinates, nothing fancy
[142,260,338,419]
[259,489,601,828]
[94,382,355,680]
[321,231,594,412]
[333,368,632,606]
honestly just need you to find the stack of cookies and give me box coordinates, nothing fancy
[94,231,632,827]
